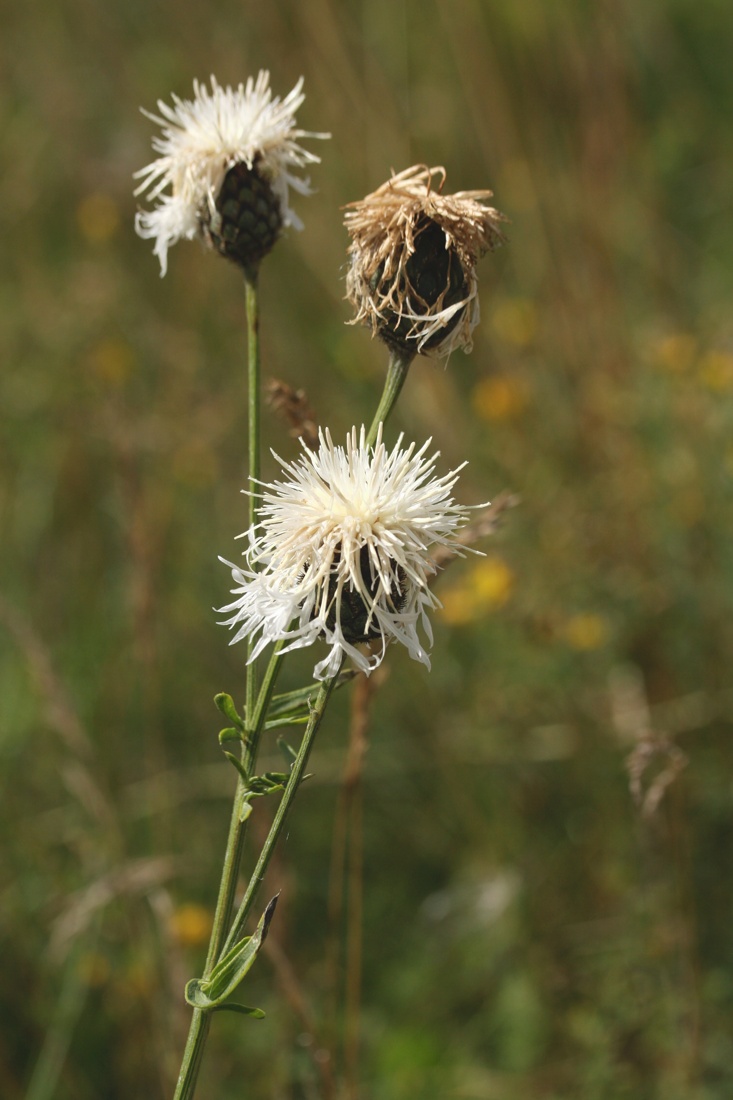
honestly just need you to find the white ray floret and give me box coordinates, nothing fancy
[219,426,473,680]
[134,71,328,274]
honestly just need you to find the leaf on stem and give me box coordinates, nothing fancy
[218,726,244,744]
[277,736,298,767]
[247,771,289,794]
[222,751,250,785]
[267,669,358,720]
[212,1002,265,1019]
[214,692,246,731]
[185,895,279,1010]
[263,716,309,730]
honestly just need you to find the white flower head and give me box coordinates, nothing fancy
[345,165,507,358]
[134,72,329,275]
[219,426,473,680]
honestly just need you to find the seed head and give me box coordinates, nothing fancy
[344,165,507,358]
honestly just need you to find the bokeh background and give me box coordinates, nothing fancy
[3,0,733,1096]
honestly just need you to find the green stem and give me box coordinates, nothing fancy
[174,276,412,1100]
[173,270,269,1100]
[245,270,261,727]
[173,1013,211,1100]
[172,645,285,1100]
[366,348,415,447]
[221,659,344,957]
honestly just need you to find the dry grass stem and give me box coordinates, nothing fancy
[429,491,518,571]
[609,666,689,819]
[265,379,319,448]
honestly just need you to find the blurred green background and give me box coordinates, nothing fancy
[3,0,733,1096]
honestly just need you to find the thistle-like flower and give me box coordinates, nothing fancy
[134,72,328,275]
[219,426,472,680]
[344,165,507,358]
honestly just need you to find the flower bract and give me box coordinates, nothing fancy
[344,165,507,358]
[219,426,473,680]
[134,72,328,275]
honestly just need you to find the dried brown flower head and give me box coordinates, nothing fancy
[344,165,507,359]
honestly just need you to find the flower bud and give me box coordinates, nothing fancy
[203,161,283,274]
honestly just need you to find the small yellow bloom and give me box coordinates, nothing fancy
[169,903,213,948]
[77,193,120,244]
[471,557,515,606]
[472,375,529,422]
[562,613,609,651]
[440,556,515,625]
[439,586,476,626]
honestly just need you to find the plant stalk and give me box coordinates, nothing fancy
[173,270,269,1100]
[172,655,339,1100]
[245,270,261,726]
[366,348,415,447]
[222,659,345,955]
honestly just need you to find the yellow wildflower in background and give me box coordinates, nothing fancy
[440,556,515,625]
[170,903,213,948]
[472,375,529,422]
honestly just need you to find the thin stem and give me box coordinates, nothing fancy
[173,1013,211,1100]
[173,269,269,1100]
[172,644,285,1100]
[366,348,415,447]
[245,270,261,727]
[222,659,345,957]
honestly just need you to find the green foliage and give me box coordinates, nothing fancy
[185,897,277,1011]
[2,0,733,1097]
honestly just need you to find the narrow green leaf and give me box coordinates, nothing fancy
[222,751,250,785]
[264,716,309,730]
[212,1002,265,1020]
[218,727,244,745]
[214,693,245,730]
[267,669,357,718]
[185,896,279,1009]
[277,736,298,767]
[266,684,318,719]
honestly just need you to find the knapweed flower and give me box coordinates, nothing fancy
[344,165,506,358]
[219,426,472,680]
[134,72,328,275]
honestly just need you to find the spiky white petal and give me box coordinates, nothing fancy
[134,72,328,274]
[219,426,472,679]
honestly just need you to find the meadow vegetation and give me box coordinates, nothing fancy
[2,1,733,1096]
